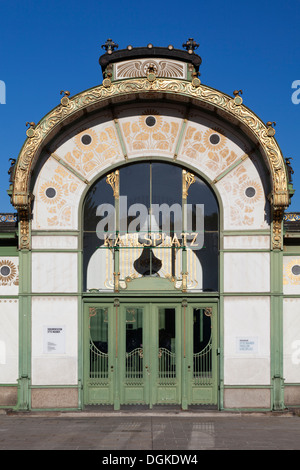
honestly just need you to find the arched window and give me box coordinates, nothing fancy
[83,162,219,292]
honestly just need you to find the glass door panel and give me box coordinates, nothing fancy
[125,307,144,381]
[187,304,218,405]
[155,305,181,405]
[84,305,114,405]
[121,305,148,405]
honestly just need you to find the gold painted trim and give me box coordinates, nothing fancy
[12,78,289,212]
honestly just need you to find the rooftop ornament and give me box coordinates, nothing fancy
[101,38,119,54]
[182,38,199,53]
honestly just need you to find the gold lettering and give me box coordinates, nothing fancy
[152,233,162,247]
[104,234,113,247]
[181,232,188,246]
[190,233,198,246]
[171,234,181,247]
[143,235,152,246]
[114,234,125,247]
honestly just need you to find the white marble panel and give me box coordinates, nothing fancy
[32,156,86,230]
[117,103,185,159]
[283,298,300,383]
[283,256,300,295]
[0,257,19,296]
[216,157,270,231]
[31,296,78,385]
[224,252,270,293]
[224,296,271,385]
[32,253,78,293]
[0,299,18,383]
[52,113,124,181]
[32,235,78,250]
[223,235,270,250]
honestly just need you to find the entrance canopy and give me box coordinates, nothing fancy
[10,40,291,253]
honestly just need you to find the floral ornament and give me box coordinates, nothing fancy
[138,110,163,132]
[39,181,63,205]
[283,259,300,285]
[239,180,263,205]
[0,259,19,286]
[74,129,98,151]
[123,109,179,152]
[203,128,227,151]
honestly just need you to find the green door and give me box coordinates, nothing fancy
[184,303,218,406]
[83,300,218,409]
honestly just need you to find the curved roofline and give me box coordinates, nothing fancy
[99,46,202,73]
[11,77,289,213]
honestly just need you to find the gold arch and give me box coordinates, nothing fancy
[12,78,289,212]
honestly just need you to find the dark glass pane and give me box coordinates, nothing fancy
[151,162,182,237]
[188,177,219,292]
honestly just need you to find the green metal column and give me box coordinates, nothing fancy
[16,214,32,410]
[271,247,284,410]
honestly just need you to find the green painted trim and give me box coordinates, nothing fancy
[212,154,248,184]
[220,249,270,253]
[31,231,80,236]
[0,247,18,256]
[16,248,32,411]
[30,385,79,389]
[0,233,17,239]
[0,296,19,299]
[0,384,18,387]
[174,117,188,160]
[113,117,128,160]
[224,385,272,389]
[31,249,81,253]
[223,230,271,235]
[270,250,284,411]
[51,153,89,184]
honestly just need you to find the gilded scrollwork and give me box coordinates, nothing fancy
[12,78,289,216]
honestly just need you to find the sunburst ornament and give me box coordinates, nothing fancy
[138,110,162,132]
[75,129,98,151]
[203,128,226,150]
[40,181,63,205]
[240,180,263,204]
[285,259,300,284]
[0,260,18,285]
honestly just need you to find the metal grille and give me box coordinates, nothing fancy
[158,348,176,379]
[193,334,212,385]
[89,340,109,379]
[125,348,144,379]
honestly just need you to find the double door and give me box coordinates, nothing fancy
[84,300,218,409]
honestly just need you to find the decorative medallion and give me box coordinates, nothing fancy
[0,259,19,286]
[115,59,186,80]
[283,258,300,285]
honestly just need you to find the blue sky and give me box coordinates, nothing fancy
[0,0,299,213]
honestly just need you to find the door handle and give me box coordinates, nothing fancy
[145,365,150,376]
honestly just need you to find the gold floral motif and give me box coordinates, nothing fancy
[38,165,81,227]
[74,129,98,151]
[202,128,227,150]
[218,165,265,227]
[122,109,179,152]
[283,258,300,285]
[0,259,19,286]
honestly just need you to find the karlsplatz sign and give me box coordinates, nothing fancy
[96,196,204,251]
